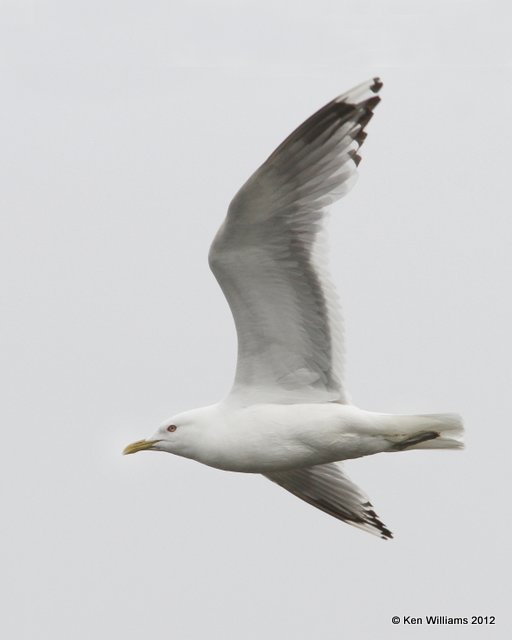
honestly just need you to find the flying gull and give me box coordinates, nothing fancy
[123,78,463,539]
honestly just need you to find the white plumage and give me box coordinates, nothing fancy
[123,78,463,539]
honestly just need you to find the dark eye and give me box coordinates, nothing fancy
[167,425,177,432]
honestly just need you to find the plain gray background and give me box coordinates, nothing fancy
[2,1,511,638]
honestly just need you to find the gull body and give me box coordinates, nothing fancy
[123,78,463,539]
[146,403,461,474]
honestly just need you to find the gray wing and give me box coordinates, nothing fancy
[209,79,382,404]
[265,463,393,540]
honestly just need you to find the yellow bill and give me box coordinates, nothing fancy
[122,439,159,455]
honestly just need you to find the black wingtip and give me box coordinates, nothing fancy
[349,149,362,167]
[357,108,376,130]
[371,77,383,93]
[354,130,368,146]
[265,78,383,168]
[365,95,381,110]
[363,501,394,540]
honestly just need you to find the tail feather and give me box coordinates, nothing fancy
[387,413,464,451]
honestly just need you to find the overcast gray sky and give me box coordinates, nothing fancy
[2,1,511,638]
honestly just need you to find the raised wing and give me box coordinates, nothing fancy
[209,79,382,404]
[265,462,393,539]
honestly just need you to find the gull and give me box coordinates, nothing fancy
[123,78,463,539]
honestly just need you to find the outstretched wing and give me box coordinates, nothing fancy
[265,462,393,540]
[209,79,382,404]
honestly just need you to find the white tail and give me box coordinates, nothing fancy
[385,413,464,451]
